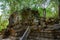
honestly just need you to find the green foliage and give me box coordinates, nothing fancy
[46,0,58,19]
[38,8,44,17]
[0,21,9,31]
[0,0,59,31]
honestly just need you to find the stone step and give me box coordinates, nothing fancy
[27,29,60,40]
[27,30,40,40]
[13,26,23,30]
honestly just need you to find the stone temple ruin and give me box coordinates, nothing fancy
[0,8,60,40]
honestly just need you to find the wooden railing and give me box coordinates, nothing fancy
[20,26,30,40]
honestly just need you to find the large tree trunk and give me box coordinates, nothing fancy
[58,0,60,24]
[59,3,60,19]
[43,8,46,20]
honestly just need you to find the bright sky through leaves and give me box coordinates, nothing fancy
[0,2,3,16]
[42,0,50,8]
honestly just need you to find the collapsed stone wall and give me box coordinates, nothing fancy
[2,8,40,39]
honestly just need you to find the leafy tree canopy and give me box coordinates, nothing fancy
[0,0,59,31]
